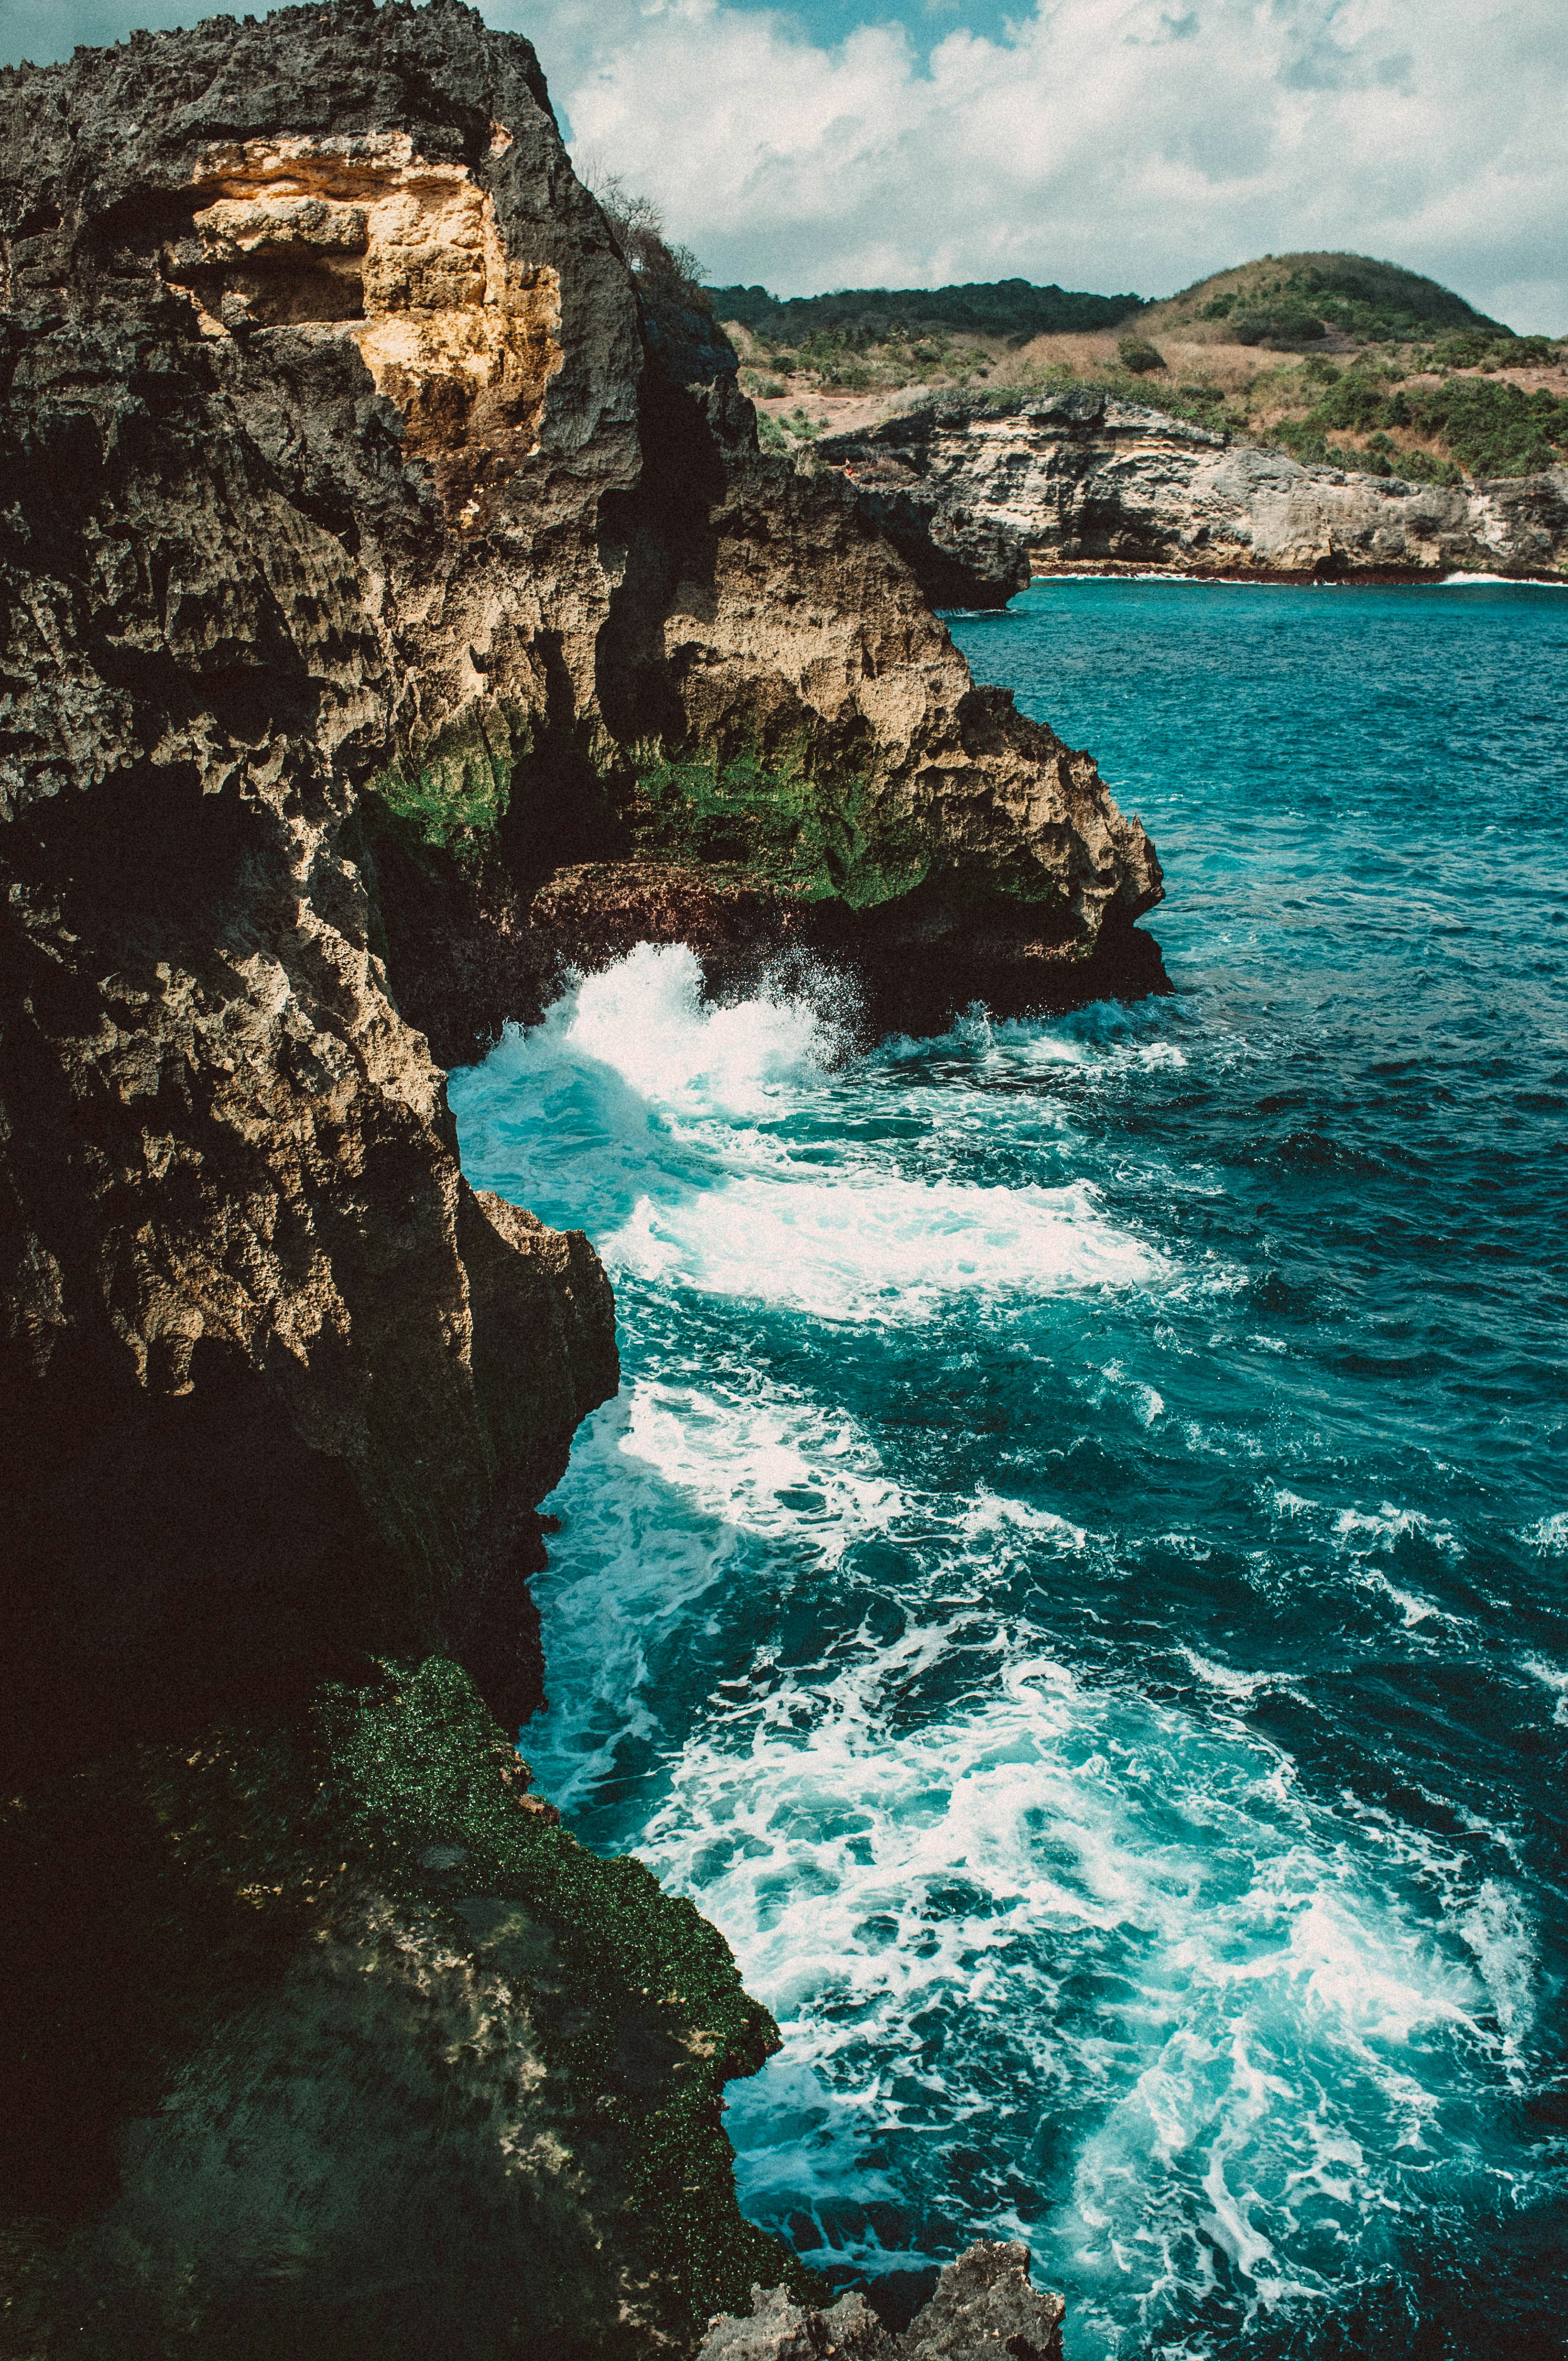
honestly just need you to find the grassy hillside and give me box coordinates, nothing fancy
[1140,251,1507,347]
[721,252,1566,481]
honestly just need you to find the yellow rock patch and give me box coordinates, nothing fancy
[175,132,562,514]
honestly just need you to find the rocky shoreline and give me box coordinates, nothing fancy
[819,388,1568,591]
[0,4,1172,2352]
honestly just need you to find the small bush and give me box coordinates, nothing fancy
[1266,368,1568,480]
[1118,335,1167,374]
[591,175,712,314]
[1310,371,1390,432]
[756,411,790,455]
[1397,449,1465,487]
[1232,304,1327,347]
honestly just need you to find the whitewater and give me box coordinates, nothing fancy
[451,579,1568,2359]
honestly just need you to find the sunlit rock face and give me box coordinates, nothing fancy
[175,128,565,515]
[821,390,1568,581]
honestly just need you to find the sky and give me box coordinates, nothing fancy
[3,0,1565,329]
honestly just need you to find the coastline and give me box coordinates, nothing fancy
[1025,559,1568,585]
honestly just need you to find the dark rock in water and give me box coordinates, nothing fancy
[698,2241,1065,2361]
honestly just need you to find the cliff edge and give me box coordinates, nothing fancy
[821,389,1568,581]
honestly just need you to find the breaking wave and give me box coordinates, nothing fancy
[452,580,1568,2355]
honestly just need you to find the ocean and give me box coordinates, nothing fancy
[449,579,1568,2358]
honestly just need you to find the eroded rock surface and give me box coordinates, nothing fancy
[699,2242,1065,2361]
[823,389,1568,580]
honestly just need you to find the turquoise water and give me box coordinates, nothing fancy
[450,581,1568,2358]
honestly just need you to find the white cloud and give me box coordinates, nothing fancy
[491,0,1568,329]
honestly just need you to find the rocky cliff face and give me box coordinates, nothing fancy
[823,388,1568,580]
[0,3,1119,2347]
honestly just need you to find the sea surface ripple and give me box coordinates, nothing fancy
[450,580,1568,2359]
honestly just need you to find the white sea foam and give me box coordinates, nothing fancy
[530,1353,1526,2336]
[602,1167,1163,1320]
[1520,1655,1568,1727]
[630,1609,1511,2327]
[1436,572,1568,588]
[1181,1650,1305,1706]
[466,945,1168,1322]
[1333,1502,1461,1557]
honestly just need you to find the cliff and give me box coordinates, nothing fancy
[821,388,1568,581]
[0,3,1142,2347]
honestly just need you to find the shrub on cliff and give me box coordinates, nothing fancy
[1267,369,1568,480]
[592,175,713,315]
[1406,377,1568,475]
[1118,336,1167,374]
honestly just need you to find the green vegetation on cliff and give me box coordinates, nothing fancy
[2,1661,810,2360]
[367,708,531,856]
[624,740,927,909]
[713,275,1144,346]
[1267,367,1568,480]
[622,738,1080,918]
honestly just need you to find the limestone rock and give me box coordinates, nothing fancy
[900,2242,1064,2360]
[821,390,1568,579]
[698,2242,1064,2361]
[831,453,1032,608]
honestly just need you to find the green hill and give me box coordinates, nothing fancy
[1142,252,1509,348]
[711,278,1146,346]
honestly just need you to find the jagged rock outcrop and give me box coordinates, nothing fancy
[828,464,1031,608]
[698,2242,1065,2361]
[0,4,1149,2346]
[822,388,1568,580]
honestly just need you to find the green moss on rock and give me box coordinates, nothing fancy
[625,739,929,910]
[2,1661,813,2359]
[368,708,531,855]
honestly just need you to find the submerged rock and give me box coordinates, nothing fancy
[699,2242,1065,2361]
[820,390,1568,580]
